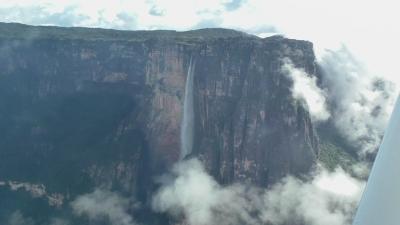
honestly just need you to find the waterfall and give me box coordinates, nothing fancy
[180,57,195,160]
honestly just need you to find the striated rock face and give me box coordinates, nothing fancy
[0,23,319,221]
[192,36,319,186]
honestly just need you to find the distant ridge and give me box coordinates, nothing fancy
[0,22,257,41]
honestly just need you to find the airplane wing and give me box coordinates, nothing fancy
[353,96,400,225]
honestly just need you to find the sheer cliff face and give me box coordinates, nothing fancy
[0,24,319,208]
[193,37,319,186]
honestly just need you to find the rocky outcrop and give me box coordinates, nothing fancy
[0,22,320,221]
[0,180,64,207]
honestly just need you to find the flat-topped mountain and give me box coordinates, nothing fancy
[0,22,326,225]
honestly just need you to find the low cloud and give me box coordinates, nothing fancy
[8,211,34,225]
[71,189,138,225]
[319,47,397,155]
[282,59,330,122]
[151,158,254,225]
[152,158,364,225]
[4,160,364,225]
[262,167,364,225]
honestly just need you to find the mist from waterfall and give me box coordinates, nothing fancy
[180,57,195,160]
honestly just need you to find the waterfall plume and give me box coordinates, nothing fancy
[180,57,195,160]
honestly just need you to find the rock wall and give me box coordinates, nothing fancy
[0,23,320,221]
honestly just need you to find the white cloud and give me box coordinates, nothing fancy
[151,158,253,225]
[262,168,364,225]
[8,211,34,225]
[319,47,397,155]
[282,59,330,122]
[71,189,138,225]
[152,158,364,225]
[314,168,362,197]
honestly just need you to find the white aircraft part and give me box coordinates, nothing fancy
[353,96,400,225]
